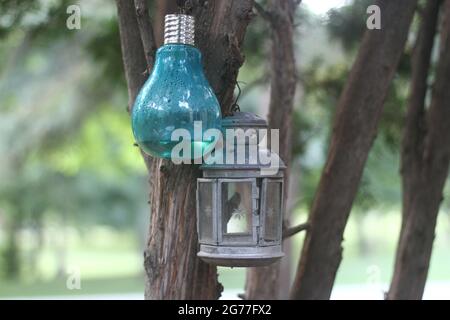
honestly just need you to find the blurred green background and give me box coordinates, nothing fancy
[0,0,449,299]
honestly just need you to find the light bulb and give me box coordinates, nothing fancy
[131,14,222,159]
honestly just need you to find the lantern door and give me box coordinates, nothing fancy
[260,179,284,245]
[197,178,217,245]
[218,178,258,245]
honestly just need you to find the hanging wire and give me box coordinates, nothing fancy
[231,81,243,114]
[176,0,187,13]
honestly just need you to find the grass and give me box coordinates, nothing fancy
[0,275,144,298]
[219,208,450,289]
[0,210,449,298]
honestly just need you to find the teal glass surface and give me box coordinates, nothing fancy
[131,44,222,159]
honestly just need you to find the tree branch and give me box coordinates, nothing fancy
[290,0,418,300]
[116,0,148,111]
[388,0,450,300]
[116,0,153,172]
[283,222,309,239]
[253,2,272,22]
[134,0,157,71]
[399,0,441,250]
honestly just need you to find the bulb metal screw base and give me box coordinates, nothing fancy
[164,14,195,46]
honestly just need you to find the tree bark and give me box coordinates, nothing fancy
[134,0,157,70]
[290,0,418,300]
[116,0,149,112]
[387,0,450,300]
[117,0,255,299]
[154,0,178,47]
[116,0,155,173]
[244,0,299,300]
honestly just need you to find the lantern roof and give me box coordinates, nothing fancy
[221,112,267,129]
[201,148,286,175]
[201,112,286,177]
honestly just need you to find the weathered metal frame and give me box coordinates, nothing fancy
[196,112,286,267]
[196,178,217,245]
[260,178,284,246]
[217,178,257,246]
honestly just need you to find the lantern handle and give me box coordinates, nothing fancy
[230,81,242,114]
[176,0,191,13]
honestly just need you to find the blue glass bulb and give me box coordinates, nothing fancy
[131,43,222,159]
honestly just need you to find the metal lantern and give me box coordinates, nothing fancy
[196,112,285,267]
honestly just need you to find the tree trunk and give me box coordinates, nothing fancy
[399,0,442,231]
[245,0,299,300]
[3,213,21,279]
[290,0,418,300]
[116,0,255,300]
[116,0,150,112]
[387,0,450,300]
[154,0,178,47]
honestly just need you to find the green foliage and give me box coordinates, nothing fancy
[326,0,373,53]
[0,0,146,280]
[85,18,125,87]
[0,0,40,38]
[295,2,414,211]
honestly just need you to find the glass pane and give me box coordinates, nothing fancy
[221,181,252,235]
[264,181,282,242]
[198,181,214,243]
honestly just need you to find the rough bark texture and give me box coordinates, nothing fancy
[388,0,450,300]
[154,0,178,47]
[116,0,155,174]
[245,0,299,300]
[117,0,254,300]
[192,1,256,113]
[117,0,256,300]
[116,0,149,111]
[290,0,418,300]
[400,0,442,229]
[134,0,157,70]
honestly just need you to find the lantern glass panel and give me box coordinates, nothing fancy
[264,180,282,242]
[221,181,252,235]
[198,180,214,243]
